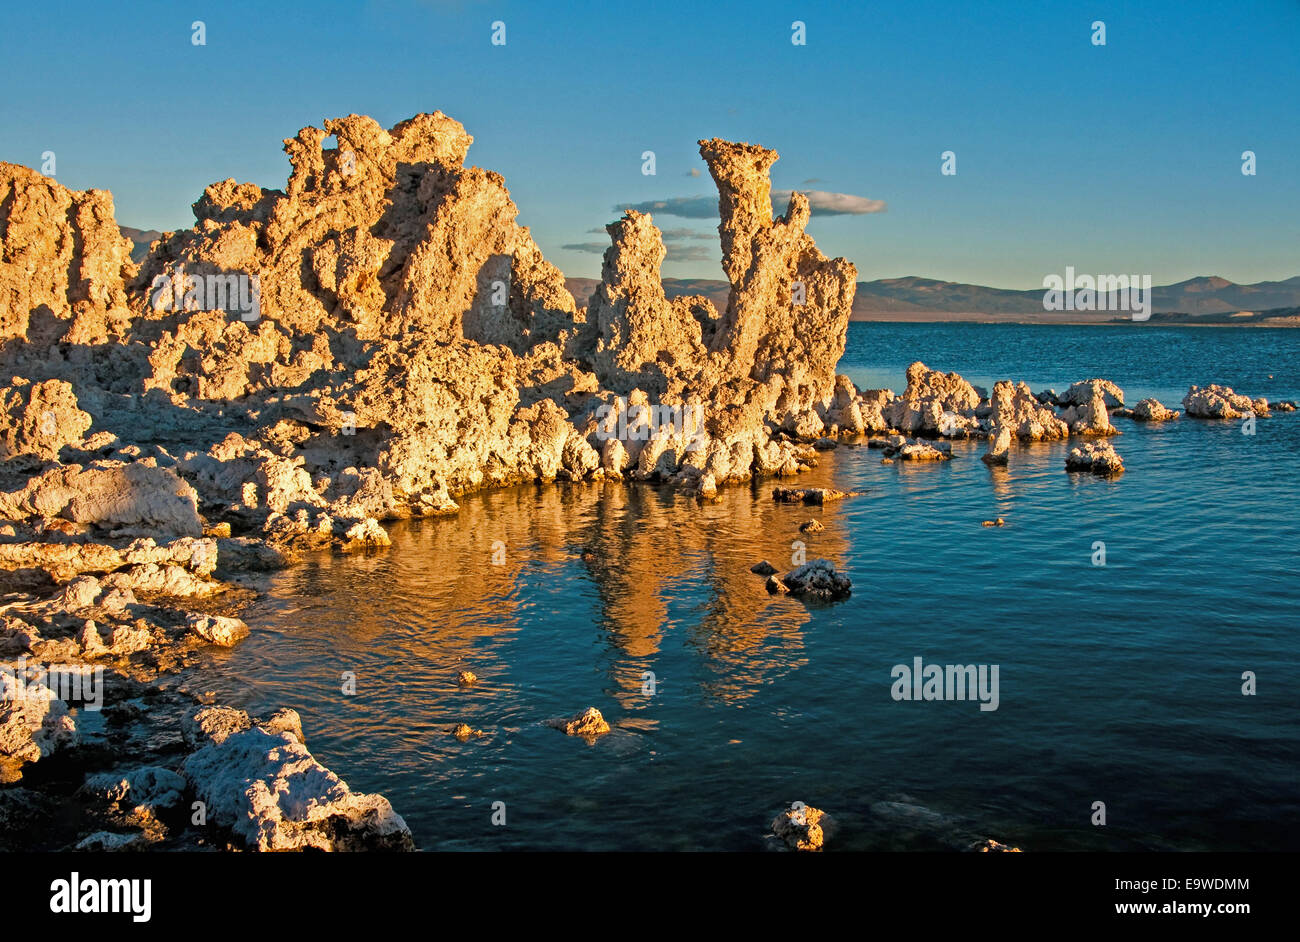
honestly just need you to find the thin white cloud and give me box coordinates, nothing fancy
[619,189,886,219]
[772,189,887,215]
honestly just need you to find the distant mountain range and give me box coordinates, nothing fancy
[120,226,163,263]
[566,274,1300,324]
[122,227,1297,325]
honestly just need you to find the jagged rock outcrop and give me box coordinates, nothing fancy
[0,379,93,460]
[0,163,135,345]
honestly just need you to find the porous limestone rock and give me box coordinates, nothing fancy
[0,379,93,460]
[1183,384,1259,420]
[779,558,852,601]
[0,115,859,561]
[180,705,414,851]
[1060,387,1118,436]
[1066,441,1125,477]
[544,706,611,738]
[0,667,79,768]
[1130,398,1178,422]
[1060,379,1124,410]
[884,362,981,436]
[186,613,250,647]
[988,380,1068,441]
[981,427,1012,466]
[771,802,831,851]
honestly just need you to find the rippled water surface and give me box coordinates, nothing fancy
[198,324,1300,851]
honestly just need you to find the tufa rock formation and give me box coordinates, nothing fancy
[0,113,859,560]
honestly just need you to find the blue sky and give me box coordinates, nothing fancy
[2,0,1297,288]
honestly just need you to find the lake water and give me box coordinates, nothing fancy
[195,324,1300,851]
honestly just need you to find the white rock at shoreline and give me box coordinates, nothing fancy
[181,706,414,851]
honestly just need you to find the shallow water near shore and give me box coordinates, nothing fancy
[196,323,1300,851]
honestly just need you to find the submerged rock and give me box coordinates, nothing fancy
[772,486,854,505]
[884,440,953,461]
[1066,441,1125,476]
[970,838,1023,852]
[798,519,824,534]
[450,723,484,742]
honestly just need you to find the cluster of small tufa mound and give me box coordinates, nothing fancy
[1066,441,1125,477]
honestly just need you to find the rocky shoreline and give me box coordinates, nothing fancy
[0,111,1291,851]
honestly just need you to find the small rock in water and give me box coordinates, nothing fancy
[969,838,1022,852]
[779,558,851,601]
[457,670,478,687]
[765,574,790,595]
[450,723,483,742]
[545,707,610,738]
[981,427,1012,466]
[771,486,856,505]
[1131,398,1178,422]
[1066,441,1125,477]
[771,802,831,852]
[799,519,824,534]
[1183,384,1261,419]
[750,560,777,576]
[982,517,1005,527]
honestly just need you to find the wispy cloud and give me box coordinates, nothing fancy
[772,189,887,215]
[618,189,886,220]
[618,196,718,219]
[565,226,716,264]
[660,227,714,242]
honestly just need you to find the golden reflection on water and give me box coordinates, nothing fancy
[264,465,856,709]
